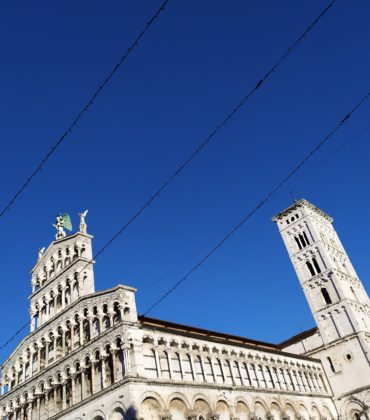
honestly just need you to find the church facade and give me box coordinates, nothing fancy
[0,199,368,419]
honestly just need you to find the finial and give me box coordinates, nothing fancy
[78,210,88,234]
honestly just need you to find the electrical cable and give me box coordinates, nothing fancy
[0,0,338,354]
[0,0,169,219]
[142,92,370,317]
[89,0,337,263]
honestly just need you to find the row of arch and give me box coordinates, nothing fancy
[32,242,87,292]
[31,270,90,329]
[138,393,335,420]
[0,336,131,419]
[2,298,130,394]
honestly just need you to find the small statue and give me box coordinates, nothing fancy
[52,214,72,239]
[78,210,88,233]
[38,247,46,260]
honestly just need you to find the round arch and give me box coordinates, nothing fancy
[140,397,162,420]
[235,399,250,420]
[215,400,231,420]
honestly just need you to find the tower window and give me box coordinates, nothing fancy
[321,288,332,305]
[303,231,310,245]
[299,234,307,247]
[294,237,302,250]
[306,261,315,277]
[312,258,321,274]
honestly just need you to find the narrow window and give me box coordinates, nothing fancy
[321,288,332,305]
[327,357,335,373]
[295,237,302,250]
[312,258,321,274]
[306,261,315,277]
[299,234,306,248]
[303,231,310,245]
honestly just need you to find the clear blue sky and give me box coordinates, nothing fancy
[1,0,370,363]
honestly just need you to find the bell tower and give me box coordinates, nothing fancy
[273,199,370,398]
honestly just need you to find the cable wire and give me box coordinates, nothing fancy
[0,0,169,219]
[0,91,368,356]
[142,92,370,316]
[0,0,337,353]
[91,0,337,262]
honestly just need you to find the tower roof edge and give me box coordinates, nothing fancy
[271,198,333,223]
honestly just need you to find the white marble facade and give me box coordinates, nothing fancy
[0,200,368,419]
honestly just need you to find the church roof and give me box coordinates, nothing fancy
[278,326,319,348]
[139,316,320,362]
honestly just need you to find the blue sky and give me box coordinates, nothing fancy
[1,0,370,363]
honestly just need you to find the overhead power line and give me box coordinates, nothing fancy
[92,0,337,262]
[2,91,368,354]
[0,0,169,220]
[0,0,337,353]
[142,92,370,316]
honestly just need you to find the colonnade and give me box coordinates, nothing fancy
[1,301,125,394]
[142,338,328,395]
[1,338,130,420]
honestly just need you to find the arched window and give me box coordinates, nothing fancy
[299,234,306,248]
[306,261,315,277]
[295,237,302,250]
[312,257,321,274]
[321,288,332,305]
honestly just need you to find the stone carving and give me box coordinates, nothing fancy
[78,210,88,234]
[53,215,66,239]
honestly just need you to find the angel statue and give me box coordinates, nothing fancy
[52,214,72,239]
[78,210,88,233]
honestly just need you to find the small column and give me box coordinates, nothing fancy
[123,345,131,375]
[154,348,162,378]
[177,352,185,380]
[37,397,41,419]
[71,374,77,405]
[45,340,50,367]
[30,351,34,377]
[20,405,25,420]
[26,400,33,420]
[62,382,67,410]
[53,386,58,415]
[91,361,97,395]
[198,353,207,383]
[235,360,244,386]
[54,294,58,314]
[37,347,42,372]
[189,353,197,381]
[62,287,66,309]
[79,320,84,346]
[228,359,236,385]
[22,363,26,382]
[45,393,49,419]
[111,347,119,382]
[62,328,67,356]
[81,368,87,400]
[166,350,174,379]
[101,355,108,388]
